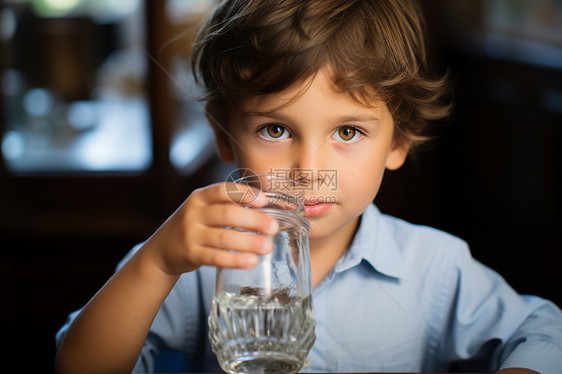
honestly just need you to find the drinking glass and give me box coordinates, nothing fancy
[208,174,316,374]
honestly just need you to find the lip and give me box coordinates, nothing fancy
[304,202,333,217]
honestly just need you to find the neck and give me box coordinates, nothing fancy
[308,216,360,288]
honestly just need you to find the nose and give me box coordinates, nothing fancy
[289,138,329,188]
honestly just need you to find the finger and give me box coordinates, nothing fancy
[196,183,269,208]
[201,204,279,235]
[200,227,273,255]
[196,246,259,269]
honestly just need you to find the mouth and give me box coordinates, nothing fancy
[303,201,334,217]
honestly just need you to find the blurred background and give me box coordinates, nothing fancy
[0,0,561,372]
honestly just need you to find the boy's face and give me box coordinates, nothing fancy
[212,67,409,243]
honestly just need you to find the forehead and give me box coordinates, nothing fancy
[223,77,394,140]
[232,67,387,118]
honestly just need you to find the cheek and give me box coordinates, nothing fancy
[337,157,387,199]
[341,170,382,197]
[233,148,279,174]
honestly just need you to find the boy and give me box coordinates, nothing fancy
[55,0,562,373]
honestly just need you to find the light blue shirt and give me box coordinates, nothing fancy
[56,204,562,373]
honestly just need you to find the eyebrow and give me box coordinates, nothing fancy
[338,113,380,123]
[243,111,380,124]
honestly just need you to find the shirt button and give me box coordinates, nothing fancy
[303,358,311,368]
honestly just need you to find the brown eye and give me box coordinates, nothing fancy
[266,125,285,138]
[338,127,356,141]
[258,124,289,141]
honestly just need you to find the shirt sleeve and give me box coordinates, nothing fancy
[434,243,562,374]
[55,244,208,373]
[131,269,205,373]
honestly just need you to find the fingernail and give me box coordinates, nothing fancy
[252,190,267,206]
[244,254,258,267]
[268,219,279,234]
[262,237,273,253]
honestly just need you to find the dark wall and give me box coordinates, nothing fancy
[0,163,220,373]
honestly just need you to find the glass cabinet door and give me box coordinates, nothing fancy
[161,0,218,174]
[1,0,151,172]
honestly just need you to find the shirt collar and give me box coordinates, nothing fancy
[334,203,407,279]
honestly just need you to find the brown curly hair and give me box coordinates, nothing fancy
[191,0,450,148]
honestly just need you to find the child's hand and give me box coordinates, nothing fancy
[142,182,279,277]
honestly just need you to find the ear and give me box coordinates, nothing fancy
[206,102,235,163]
[385,141,410,170]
